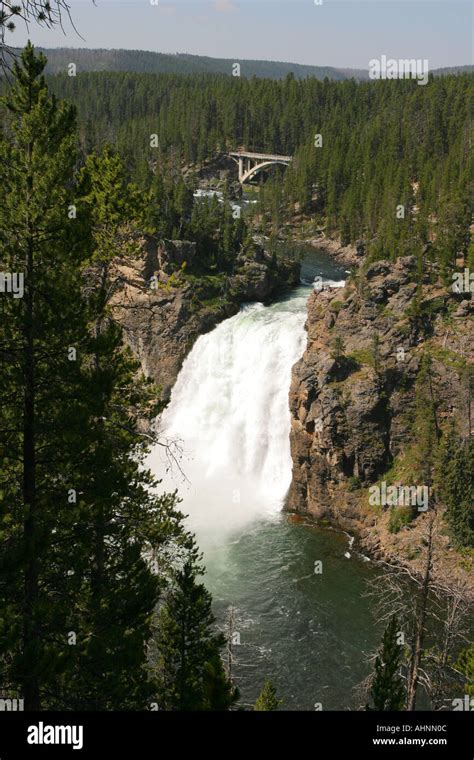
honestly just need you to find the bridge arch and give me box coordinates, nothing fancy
[240,160,289,184]
[229,151,292,185]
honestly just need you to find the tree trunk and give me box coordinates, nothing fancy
[21,90,41,707]
[406,515,434,710]
[22,212,40,710]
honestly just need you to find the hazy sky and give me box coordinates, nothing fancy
[10,0,473,69]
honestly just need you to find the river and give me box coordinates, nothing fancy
[149,248,384,710]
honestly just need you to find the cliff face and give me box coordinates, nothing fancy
[287,255,473,585]
[111,237,300,400]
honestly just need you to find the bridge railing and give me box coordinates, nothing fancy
[229,150,292,162]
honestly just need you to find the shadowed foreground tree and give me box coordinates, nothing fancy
[0,41,91,709]
[366,616,405,711]
[436,427,474,549]
[56,144,192,710]
[454,645,474,699]
[153,551,239,711]
[0,43,189,710]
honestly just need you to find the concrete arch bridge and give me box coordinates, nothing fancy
[229,150,292,185]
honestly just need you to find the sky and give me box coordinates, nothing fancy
[10,0,473,70]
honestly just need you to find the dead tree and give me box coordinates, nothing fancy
[364,509,472,711]
[419,583,471,710]
[405,510,435,710]
[224,605,238,684]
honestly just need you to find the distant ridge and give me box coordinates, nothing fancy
[12,47,473,81]
[30,47,356,80]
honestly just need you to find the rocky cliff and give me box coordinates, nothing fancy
[111,237,300,400]
[287,255,473,587]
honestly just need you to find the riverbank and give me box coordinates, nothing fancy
[286,504,474,601]
[292,233,361,269]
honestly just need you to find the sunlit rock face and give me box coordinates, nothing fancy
[111,236,300,401]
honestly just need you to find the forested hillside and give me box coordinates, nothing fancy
[21,46,356,79]
[46,70,473,273]
[12,47,472,80]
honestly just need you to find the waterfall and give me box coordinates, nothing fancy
[145,278,382,713]
[148,289,309,544]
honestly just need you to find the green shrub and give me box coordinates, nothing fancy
[388,506,413,534]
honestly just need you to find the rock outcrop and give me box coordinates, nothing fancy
[111,237,300,401]
[156,240,197,274]
[287,255,473,587]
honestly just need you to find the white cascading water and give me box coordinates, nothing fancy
[147,291,308,544]
[148,281,344,546]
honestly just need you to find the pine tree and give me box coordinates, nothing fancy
[0,46,188,710]
[367,616,406,711]
[154,554,238,711]
[436,429,474,549]
[55,146,188,710]
[331,334,346,360]
[455,645,474,698]
[0,42,92,709]
[1,2,73,72]
[202,654,240,711]
[254,680,283,711]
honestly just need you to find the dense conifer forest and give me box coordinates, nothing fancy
[45,69,473,273]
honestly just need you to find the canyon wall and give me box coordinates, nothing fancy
[287,255,473,587]
[111,237,300,400]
